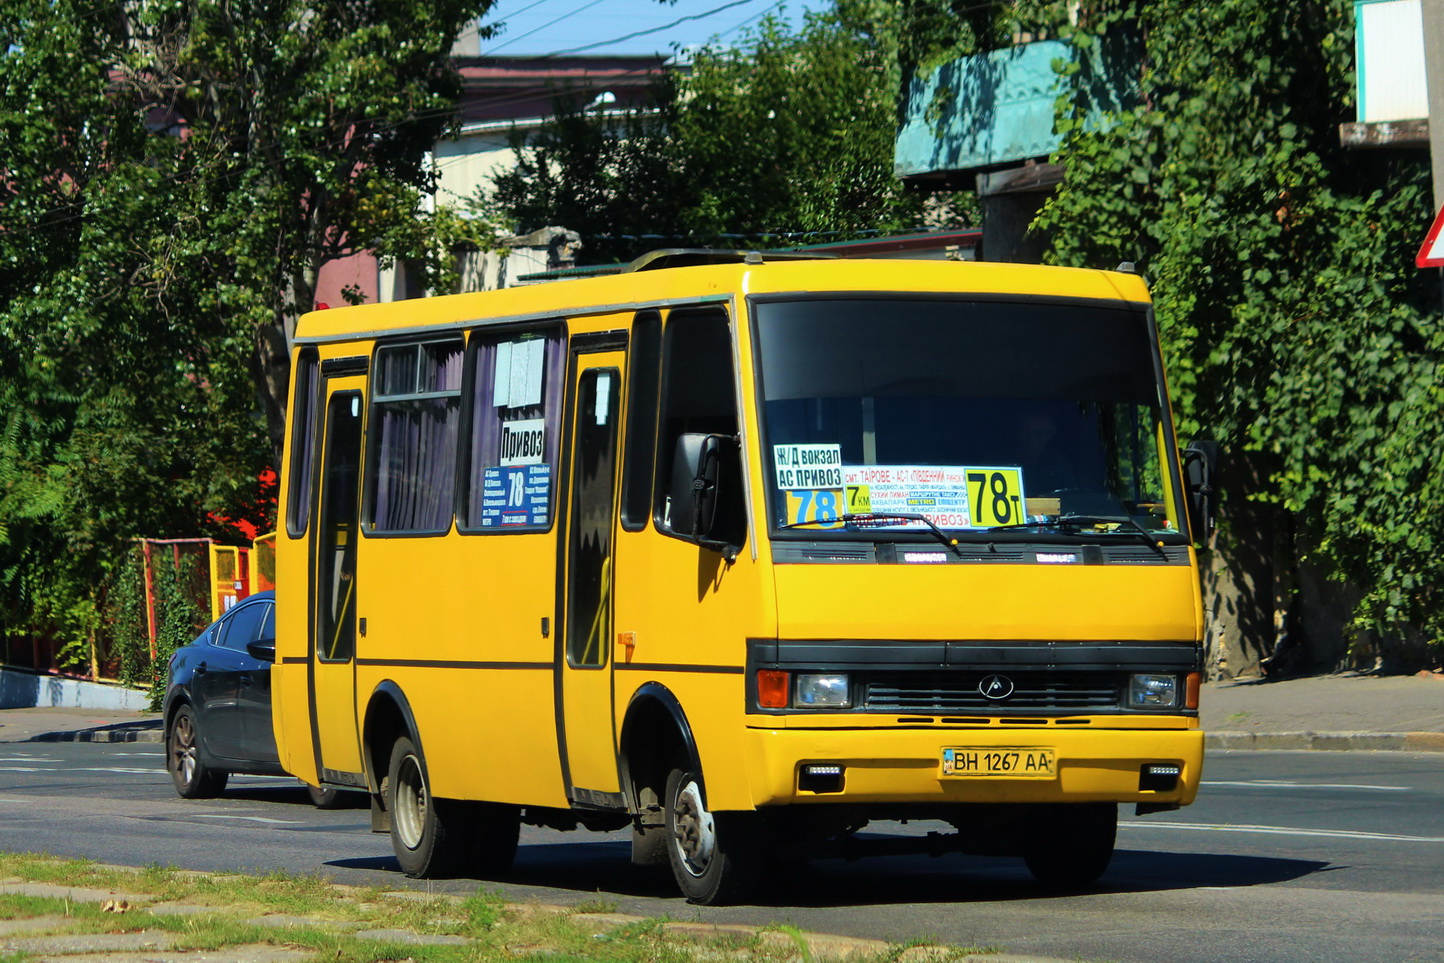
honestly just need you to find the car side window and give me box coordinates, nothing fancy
[215,601,270,651]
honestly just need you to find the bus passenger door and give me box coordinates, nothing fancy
[309,378,366,786]
[558,348,624,804]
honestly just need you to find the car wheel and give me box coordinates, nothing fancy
[306,783,341,809]
[1023,802,1117,889]
[664,762,761,905]
[386,734,518,878]
[168,704,228,799]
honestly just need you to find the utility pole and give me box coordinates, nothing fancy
[1423,0,1444,306]
[1424,0,1444,209]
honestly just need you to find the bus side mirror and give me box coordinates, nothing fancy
[1182,440,1219,544]
[666,432,738,559]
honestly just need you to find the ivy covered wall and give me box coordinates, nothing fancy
[1029,0,1441,673]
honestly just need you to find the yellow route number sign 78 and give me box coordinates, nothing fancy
[966,467,1025,527]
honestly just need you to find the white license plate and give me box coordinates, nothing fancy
[942,747,1056,778]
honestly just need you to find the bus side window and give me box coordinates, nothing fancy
[364,339,464,534]
[653,306,746,550]
[285,347,320,538]
[621,311,662,531]
[460,327,566,533]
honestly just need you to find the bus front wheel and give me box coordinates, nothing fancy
[664,764,760,905]
[1023,802,1117,888]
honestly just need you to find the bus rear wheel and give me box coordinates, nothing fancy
[386,735,519,878]
[663,764,760,905]
[1023,802,1117,889]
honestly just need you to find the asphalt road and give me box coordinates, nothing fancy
[1,744,1441,963]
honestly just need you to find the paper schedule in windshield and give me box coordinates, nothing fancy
[773,444,1026,529]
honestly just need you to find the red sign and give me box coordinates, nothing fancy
[1418,204,1444,267]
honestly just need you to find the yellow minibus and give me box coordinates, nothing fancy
[264,251,1213,904]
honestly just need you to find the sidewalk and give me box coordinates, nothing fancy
[0,706,162,744]
[1,671,1439,749]
[1199,670,1444,751]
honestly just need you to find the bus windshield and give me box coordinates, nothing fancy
[753,297,1184,540]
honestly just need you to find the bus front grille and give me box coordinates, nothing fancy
[863,672,1122,711]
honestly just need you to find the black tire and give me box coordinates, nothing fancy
[167,704,228,799]
[306,783,341,809]
[470,801,521,876]
[1023,803,1117,889]
[663,763,761,905]
[385,734,519,878]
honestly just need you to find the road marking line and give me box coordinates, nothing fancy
[1203,780,1409,792]
[191,814,299,825]
[1121,822,1444,843]
[0,766,159,774]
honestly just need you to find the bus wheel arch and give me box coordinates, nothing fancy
[363,681,418,795]
[620,684,699,867]
[364,683,519,879]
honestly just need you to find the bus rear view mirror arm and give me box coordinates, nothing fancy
[1182,440,1219,545]
[667,432,740,560]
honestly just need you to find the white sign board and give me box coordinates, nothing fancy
[1357,0,1428,123]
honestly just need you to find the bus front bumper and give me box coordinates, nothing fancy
[738,724,1203,809]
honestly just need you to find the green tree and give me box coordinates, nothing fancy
[482,8,944,262]
[1023,0,1441,668]
[0,0,496,673]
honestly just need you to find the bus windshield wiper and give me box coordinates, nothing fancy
[986,513,1167,557]
[780,512,964,558]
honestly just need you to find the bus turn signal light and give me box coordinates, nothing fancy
[758,670,789,708]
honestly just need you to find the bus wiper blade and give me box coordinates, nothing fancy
[980,514,1168,558]
[780,512,964,558]
[1054,514,1168,557]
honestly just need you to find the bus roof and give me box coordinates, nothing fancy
[294,257,1151,345]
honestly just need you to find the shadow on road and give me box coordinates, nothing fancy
[326,839,1331,908]
[217,785,371,809]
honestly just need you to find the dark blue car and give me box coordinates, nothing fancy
[162,591,291,798]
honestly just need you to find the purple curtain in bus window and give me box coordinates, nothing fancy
[465,331,565,529]
[371,342,463,533]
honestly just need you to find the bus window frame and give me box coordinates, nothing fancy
[285,346,321,539]
[361,335,466,539]
[745,291,1189,545]
[649,303,749,552]
[620,310,663,532]
[456,321,568,537]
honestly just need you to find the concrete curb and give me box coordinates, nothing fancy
[27,722,163,744]
[1205,730,1444,752]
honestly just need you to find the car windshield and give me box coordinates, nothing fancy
[753,297,1184,540]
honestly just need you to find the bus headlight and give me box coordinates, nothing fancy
[1128,673,1179,708]
[795,673,850,708]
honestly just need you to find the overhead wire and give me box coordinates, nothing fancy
[552,0,761,55]
[710,0,787,44]
[480,0,611,55]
